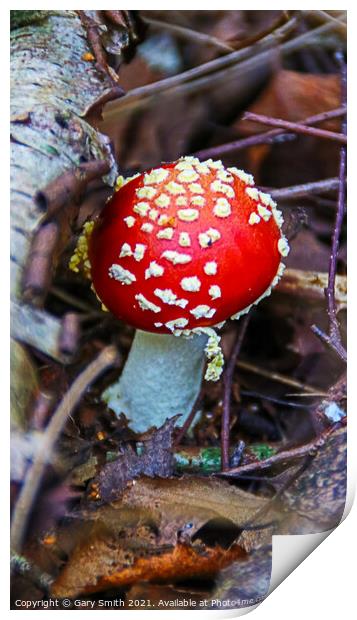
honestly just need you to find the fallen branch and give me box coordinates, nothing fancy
[236,359,322,394]
[311,53,347,362]
[194,106,345,160]
[144,16,234,52]
[104,17,345,117]
[219,422,342,478]
[78,11,118,83]
[174,397,201,447]
[10,345,119,553]
[268,178,339,200]
[35,159,111,217]
[22,222,59,303]
[242,111,346,143]
[59,312,81,356]
[11,552,53,593]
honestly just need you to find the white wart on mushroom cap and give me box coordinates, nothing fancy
[85,157,288,336]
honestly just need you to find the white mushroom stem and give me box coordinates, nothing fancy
[102,330,208,433]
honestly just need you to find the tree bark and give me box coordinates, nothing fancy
[10,11,130,362]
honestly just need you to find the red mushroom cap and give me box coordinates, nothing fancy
[88,157,288,334]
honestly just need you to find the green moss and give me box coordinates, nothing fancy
[249,444,277,460]
[175,447,222,472]
[10,11,49,30]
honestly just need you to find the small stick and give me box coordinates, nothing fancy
[22,222,59,303]
[325,57,347,345]
[78,11,117,83]
[221,316,250,470]
[269,178,339,201]
[242,111,346,144]
[174,397,202,447]
[50,286,100,314]
[311,324,347,361]
[59,312,81,356]
[311,54,347,362]
[104,10,141,46]
[84,86,125,119]
[236,359,322,394]
[104,10,129,29]
[10,345,119,553]
[312,10,347,31]
[11,552,53,593]
[104,18,346,118]
[219,422,342,477]
[194,107,345,160]
[35,159,110,217]
[30,391,54,431]
[144,16,234,52]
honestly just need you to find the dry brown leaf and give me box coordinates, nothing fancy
[280,427,346,533]
[211,544,272,608]
[79,476,276,547]
[235,70,341,179]
[285,228,331,272]
[118,476,277,541]
[90,417,177,503]
[237,70,341,135]
[52,539,246,598]
[49,476,276,597]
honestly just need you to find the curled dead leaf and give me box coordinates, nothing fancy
[51,539,246,598]
[49,476,276,598]
[237,70,341,135]
[90,417,177,504]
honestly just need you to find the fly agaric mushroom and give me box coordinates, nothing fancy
[70,156,289,432]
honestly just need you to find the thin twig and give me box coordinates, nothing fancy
[104,17,345,118]
[174,396,202,447]
[311,53,347,362]
[104,16,298,116]
[59,312,81,356]
[144,16,234,52]
[103,10,129,29]
[30,391,54,431]
[311,324,346,361]
[10,345,119,553]
[325,57,347,345]
[236,359,323,394]
[221,316,250,470]
[103,10,141,45]
[242,111,346,144]
[268,178,339,201]
[240,389,312,409]
[312,10,347,31]
[84,86,125,119]
[78,11,119,84]
[194,107,346,160]
[50,285,101,314]
[219,422,342,477]
[11,552,53,593]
